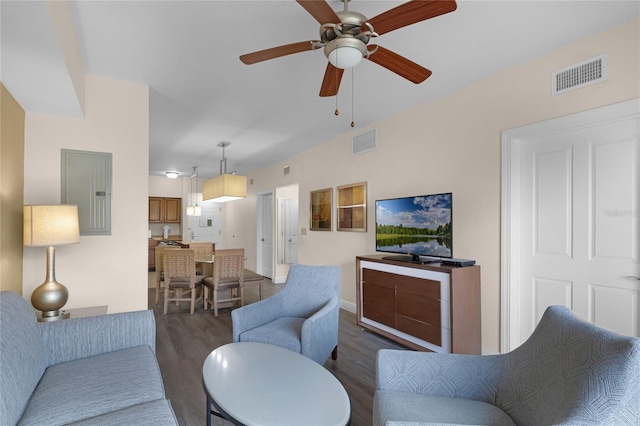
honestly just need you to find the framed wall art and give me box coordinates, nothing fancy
[310,187,332,231]
[337,182,367,232]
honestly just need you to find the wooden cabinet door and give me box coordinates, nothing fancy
[362,268,396,328]
[149,197,163,222]
[164,198,181,223]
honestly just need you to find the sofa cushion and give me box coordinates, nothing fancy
[0,292,47,426]
[66,399,178,426]
[18,345,166,426]
[239,317,304,353]
[374,390,516,426]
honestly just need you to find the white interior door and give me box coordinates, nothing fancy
[285,199,298,264]
[257,192,274,279]
[187,197,220,243]
[502,99,640,351]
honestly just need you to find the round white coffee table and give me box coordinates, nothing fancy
[202,342,351,426]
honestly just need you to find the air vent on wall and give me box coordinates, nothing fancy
[353,128,377,155]
[552,54,607,96]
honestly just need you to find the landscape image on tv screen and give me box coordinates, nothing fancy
[375,193,452,258]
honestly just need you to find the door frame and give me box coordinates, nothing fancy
[500,98,640,353]
[256,190,275,278]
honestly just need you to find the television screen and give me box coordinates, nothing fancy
[375,193,452,260]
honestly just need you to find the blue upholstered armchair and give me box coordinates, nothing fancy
[231,264,340,364]
[374,305,640,426]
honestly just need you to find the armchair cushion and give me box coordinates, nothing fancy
[374,391,516,426]
[239,317,304,353]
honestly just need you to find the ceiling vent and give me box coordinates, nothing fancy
[552,54,607,96]
[353,129,377,155]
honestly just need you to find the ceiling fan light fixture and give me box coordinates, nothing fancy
[325,38,367,69]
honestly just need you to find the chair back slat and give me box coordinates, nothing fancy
[164,249,197,284]
[189,242,215,259]
[213,249,245,289]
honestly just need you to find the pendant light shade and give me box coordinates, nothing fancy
[202,142,247,202]
[203,173,247,202]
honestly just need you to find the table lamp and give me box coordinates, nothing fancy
[24,205,80,321]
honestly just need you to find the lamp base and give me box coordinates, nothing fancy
[36,310,70,322]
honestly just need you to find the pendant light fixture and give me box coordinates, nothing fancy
[202,142,247,202]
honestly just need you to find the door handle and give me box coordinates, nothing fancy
[626,276,640,280]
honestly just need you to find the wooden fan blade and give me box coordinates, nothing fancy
[366,0,457,35]
[296,0,340,25]
[240,41,316,65]
[319,63,344,97]
[366,45,432,84]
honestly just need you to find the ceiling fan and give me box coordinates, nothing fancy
[240,0,457,97]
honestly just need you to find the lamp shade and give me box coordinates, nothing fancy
[202,174,247,203]
[24,205,80,247]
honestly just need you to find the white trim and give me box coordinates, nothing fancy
[339,299,356,314]
[501,98,640,353]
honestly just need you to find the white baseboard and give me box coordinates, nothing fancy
[340,299,356,314]
[273,275,287,284]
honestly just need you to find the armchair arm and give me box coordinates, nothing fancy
[231,293,285,342]
[376,349,503,403]
[300,295,339,364]
[38,310,156,366]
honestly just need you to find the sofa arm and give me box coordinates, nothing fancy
[38,310,156,366]
[376,349,503,403]
[231,294,284,342]
[301,295,339,364]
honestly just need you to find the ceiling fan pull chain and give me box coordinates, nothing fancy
[335,47,340,116]
[350,68,355,127]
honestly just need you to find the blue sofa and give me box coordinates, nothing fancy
[0,291,178,426]
[373,305,640,426]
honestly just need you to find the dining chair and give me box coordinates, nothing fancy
[163,249,204,315]
[154,246,181,304]
[203,248,244,317]
[189,242,215,275]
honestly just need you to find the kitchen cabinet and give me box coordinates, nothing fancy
[148,197,181,223]
[148,239,158,270]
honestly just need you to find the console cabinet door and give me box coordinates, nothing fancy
[362,268,396,328]
[396,275,443,346]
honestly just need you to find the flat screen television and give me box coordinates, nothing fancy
[375,192,452,263]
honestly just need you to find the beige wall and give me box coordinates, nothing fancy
[0,84,26,294]
[224,18,640,353]
[22,75,149,313]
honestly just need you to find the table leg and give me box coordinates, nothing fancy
[206,394,211,426]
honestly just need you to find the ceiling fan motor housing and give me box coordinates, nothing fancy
[321,10,373,68]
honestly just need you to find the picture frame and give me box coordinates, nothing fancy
[310,187,333,231]
[337,182,367,232]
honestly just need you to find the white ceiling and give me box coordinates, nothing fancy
[2,1,638,179]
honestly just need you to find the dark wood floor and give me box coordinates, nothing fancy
[148,274,406,426]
